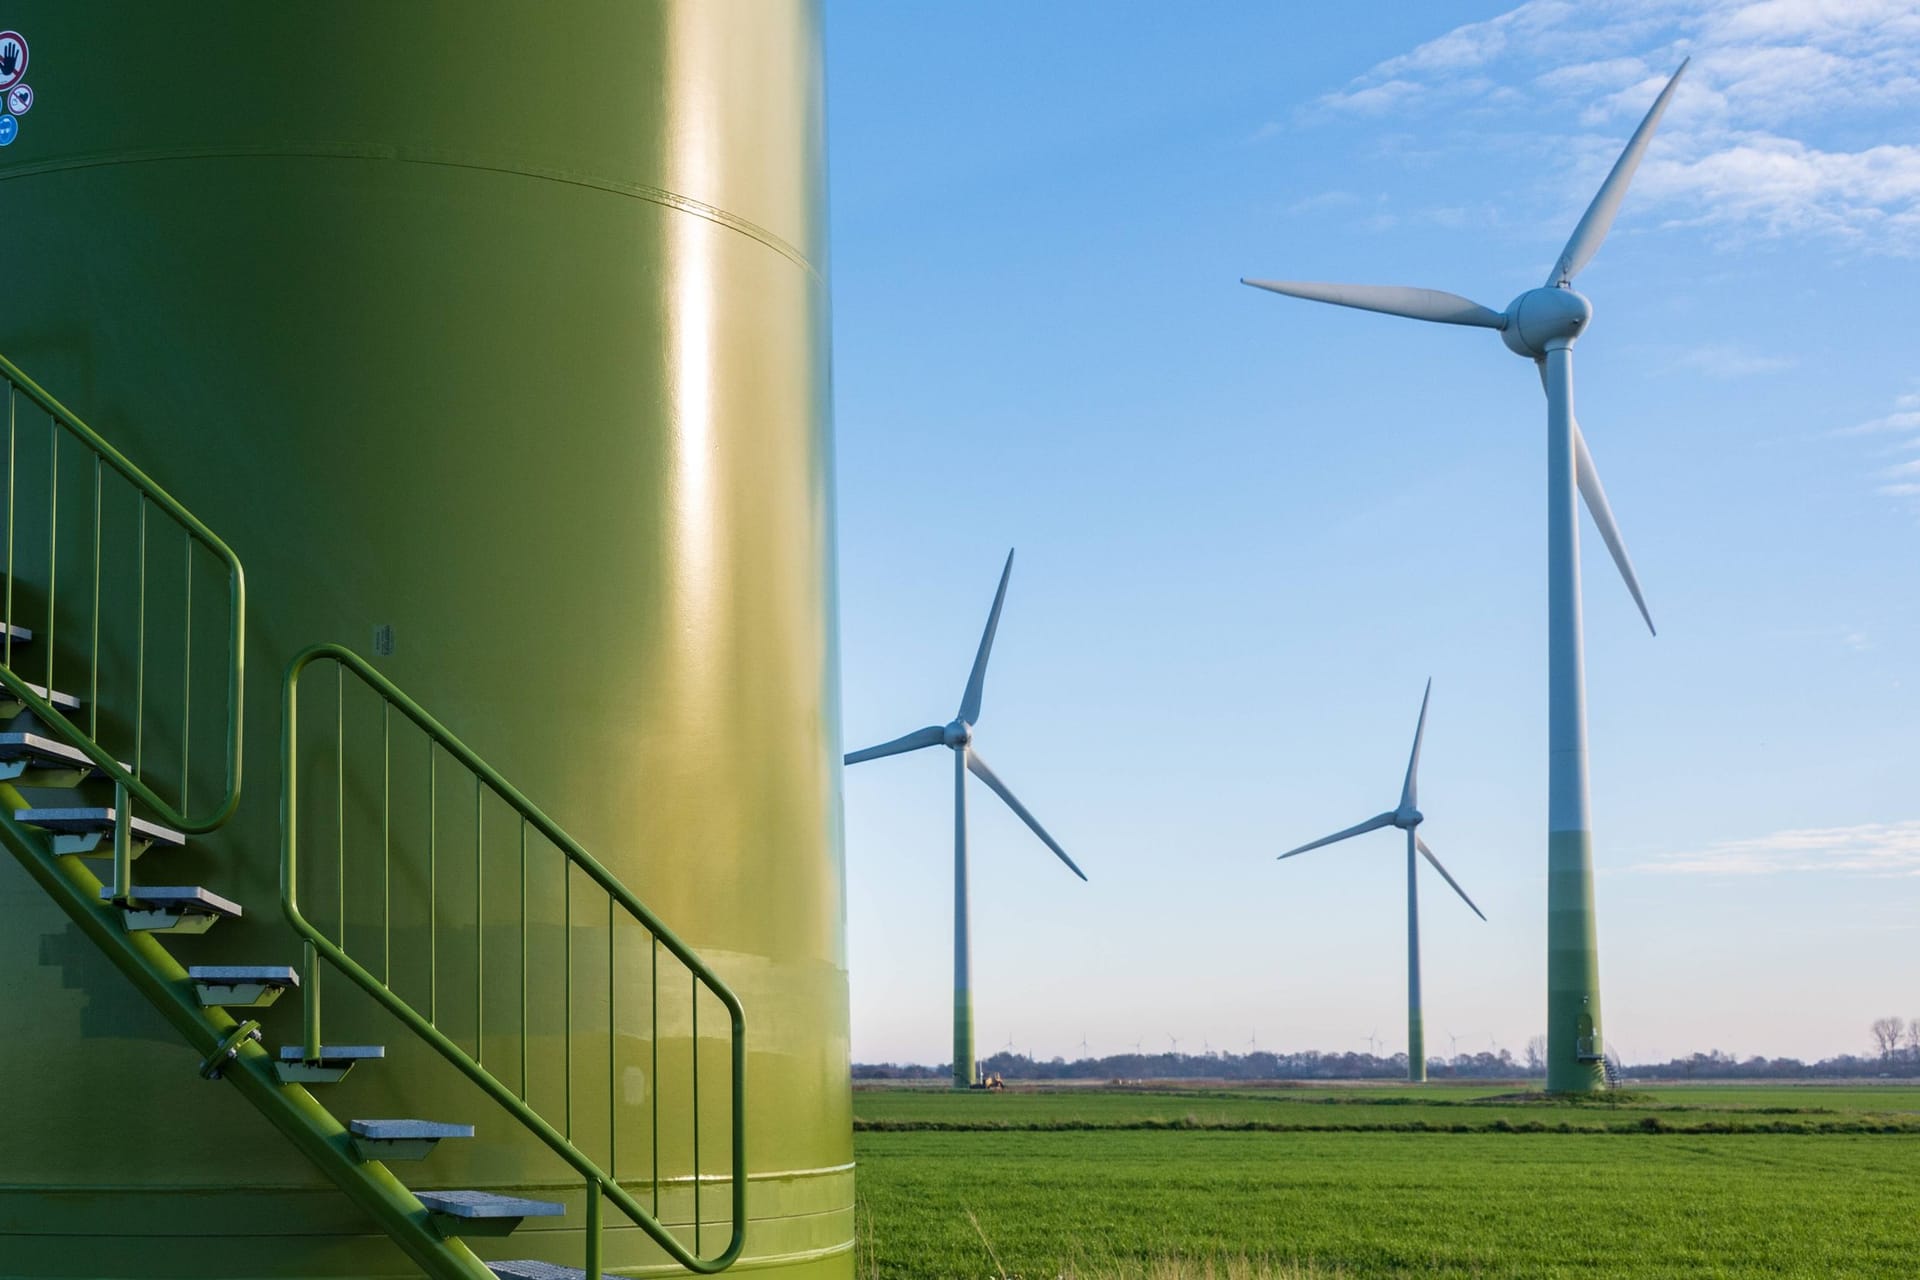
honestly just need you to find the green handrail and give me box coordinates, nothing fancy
[0,352,246,894]
[281,643,748,1275]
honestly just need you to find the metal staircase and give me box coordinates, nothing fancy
[0,354,746,1278]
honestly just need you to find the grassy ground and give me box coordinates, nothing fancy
[854,1081,1920,1133]
[851,1084,1920,1277]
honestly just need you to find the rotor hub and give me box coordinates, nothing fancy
[1395,807,1423,829]
[1500,286,1592,359]
[943,719,973,747]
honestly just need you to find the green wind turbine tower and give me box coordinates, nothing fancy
[844,550,1087,1087]
[1245,61,1688,1091]
[1278,680,1485,1083]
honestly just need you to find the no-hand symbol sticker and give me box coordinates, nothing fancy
[0,33,27,94]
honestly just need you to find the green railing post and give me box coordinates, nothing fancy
[586,1178,604,1280]
[304,939,322,1063]
[111,780,131,902]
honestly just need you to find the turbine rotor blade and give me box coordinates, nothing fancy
[958,549,1015,724]
[1278,811,1396,860]
[1240,280,1505,329]
[1548,58,1690,286]
[1575,423,1656,635]
[1400,679,1432,811]
[964,748,1087,881]
[1416,834,1486,922]
[844,724,945,766]
[1536,359,1656,635]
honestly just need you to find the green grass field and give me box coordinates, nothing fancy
[851,1083,1920,1277]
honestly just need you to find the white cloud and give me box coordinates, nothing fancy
[1303,0,1920,254]
[1284,190,1362,214]
[1637,820,1920,876]
[1834,408,1920,437]
[1317,78,1423,116]
[1672,341,1794,377]
[1836,391,1920,510]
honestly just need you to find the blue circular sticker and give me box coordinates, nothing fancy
[0,115,17,146]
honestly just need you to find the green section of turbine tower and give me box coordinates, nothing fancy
[0,4,851,1276]
[1405,833,1426,1085]
[1547,832,1606,1093]
[952,749,976,1089]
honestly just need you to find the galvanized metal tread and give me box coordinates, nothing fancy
[189,963,297,1009]
[0,623,32,643]
[489,1263,587,1280]
[189,964,294,983]
[350,1119,474,1141]
[0,679,80,711]
[279,1044,385,1062]
[274,1043,383,1085]
[416,1191,564,1220]
[20,807,187,847]
[349,1117,475,1161]
[0,732,92,767]
[103,885,242,917]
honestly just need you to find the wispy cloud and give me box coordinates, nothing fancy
[1305,0,1920,255]
[1672,341,1794,377]
[1284,190,1362,214]
[1636,820,1920,877]
[1835,390,1920,511]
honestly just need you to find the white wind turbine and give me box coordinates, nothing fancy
[1245,60,1690,1092]
[843,549,1086,1089]
[1280,680,1486,1084]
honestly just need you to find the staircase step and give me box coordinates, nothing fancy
[187,963,296,1008]
[349,1118,474,1162]
[417,1190,564,1239]
[18,807,187,857]
[102,885,241,935]
[0,733,125,786]
[489,1264,588,1280]
[0,679,80,716]
[275,1043,384,1085]
[0,623,32,644]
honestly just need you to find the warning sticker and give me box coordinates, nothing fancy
[0,33,25,94]
[0,116,16,147]
[7,84,30,116]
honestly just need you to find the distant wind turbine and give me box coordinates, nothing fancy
[1245,60,1690,1092]
[1364,1030,1379,1057]
[843,549,1086,1089]
[1279,680,1486,1084]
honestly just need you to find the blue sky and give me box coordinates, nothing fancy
[825,0,1920,1067]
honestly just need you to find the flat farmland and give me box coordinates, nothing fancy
[851,1084,1920,1277]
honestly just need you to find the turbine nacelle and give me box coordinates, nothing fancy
[1500,287,1592,360]
[943,719,974,748]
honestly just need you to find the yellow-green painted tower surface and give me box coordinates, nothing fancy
[0,5,851,1277]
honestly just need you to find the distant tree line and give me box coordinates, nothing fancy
[852,1019,1920,1082]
